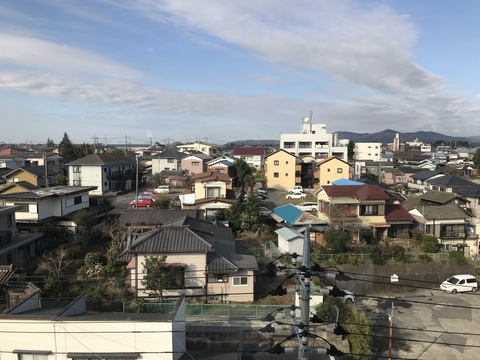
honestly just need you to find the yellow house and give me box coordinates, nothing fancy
[315,156,351,187]
[264,149,300,190]
[4,166,57,188]
[316,184,391,239]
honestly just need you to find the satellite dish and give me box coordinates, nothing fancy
[303,117,310,123]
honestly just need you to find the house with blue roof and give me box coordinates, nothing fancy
[271,204,329,247]
[332,178,364,186]
[206,155,238,182]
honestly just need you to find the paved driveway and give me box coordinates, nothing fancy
[357,289,480,359]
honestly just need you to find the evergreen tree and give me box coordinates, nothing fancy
[347,140,355,160]
[58,132,76,161]
[45,137,56,152]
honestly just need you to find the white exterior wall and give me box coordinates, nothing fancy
[280,123,347,160]
[152,158,181,174]
[355,143,382,161]
[69,166,102,195]
[232,155,264,169]
[278,235,303,255]
[0,319,179,360]
[4,201,39,221]
[61,194,89,216]
[134,253,207,297]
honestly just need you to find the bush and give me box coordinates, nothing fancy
[449,250,467,265]
[333,253,348,264]
[384,244,406,262]
[360,228,376,244]
[417,254,433,263]
[324,229,350,253]
[420,235,440,253]
[368,245,385,265]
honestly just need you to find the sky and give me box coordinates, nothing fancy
[2,0,480,145]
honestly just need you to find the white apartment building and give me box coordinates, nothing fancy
[354,142,382,161]
[279,120,347,160]
[176,141,224,157]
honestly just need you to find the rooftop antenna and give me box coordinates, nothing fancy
[303,110,313,134]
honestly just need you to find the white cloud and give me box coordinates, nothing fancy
[0,33,142,78]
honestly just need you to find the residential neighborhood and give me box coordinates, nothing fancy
[3,127,480,359]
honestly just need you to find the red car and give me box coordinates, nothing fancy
[130,197,154,208]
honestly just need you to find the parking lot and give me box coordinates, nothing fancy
[357,289,480,359]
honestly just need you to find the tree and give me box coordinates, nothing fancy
[347,140,355,161]
[141,255,177,302]
[240,195,262,231]
[102,218,133,271]
[223,200,245,232]
[45,137,56,152]
[154,194,171,209]
[36,247,74,281]
[58,132,76,161]
[73,143,95,159]
[234,158,254,198]
[473,148,480,166]
[420,235,440,253]
[323,228,350,253]
[56,174,67,186]
[73,209,97,244]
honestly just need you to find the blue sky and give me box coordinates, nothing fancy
[2,0,480,145]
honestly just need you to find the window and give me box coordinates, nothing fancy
[206,187,221,197]
[13,177,19,182]
[73,180,81,186]
[73,166,81,173]
[15,352,51,360]
[426,225,432,234]
[274,160,279,165]
[327,180,330,184]
[286,161,289,164]
[233,276,248,286]
[327,168,330,172]
[104,182,108,187]
[359,205,378,215]
[7,253,12,265]
[192,161,199,166]
[167,158,174,163]
[274,172,279,178]
[7,214,12,228]
[337,168,342,173]
[285,173,288,177]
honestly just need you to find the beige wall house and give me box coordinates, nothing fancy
[316,156,350,187]
[5,166,57,188]
[264,149,300,190]
[118,216,258,302]
[177,141,224,157]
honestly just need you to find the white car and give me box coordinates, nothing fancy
[288,186,303,193]
[440,274,478,294]
[296,202,317,212]
[286,192,306,200]
[154,185,170,194]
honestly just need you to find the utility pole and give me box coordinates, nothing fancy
[298,226,312,360]
[124,135,129,156]
[388,302,394,360]
[135,155,139,209]
[44,152,49,188]
[91,134,99,153]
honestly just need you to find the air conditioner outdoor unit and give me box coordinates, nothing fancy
[11,229,18,237]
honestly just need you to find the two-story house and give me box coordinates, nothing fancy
[0,186,98,234]
[152,148,187,174]
[182,171,235,220]
[181,152,212,175]
[315,156,350,188]
[231,147,266,170]
[4,166,57,189]
[407,170,445,193]
[118,216,258,302]
[404,191,475,256]
[264,149,301,191]
[67,153,135,195]
[20,152,65,171]
[0,205,43,267]
[317,184,396,240]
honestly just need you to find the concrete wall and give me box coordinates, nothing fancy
[333,262,476,295]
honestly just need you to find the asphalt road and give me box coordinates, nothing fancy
[357,289,480,359]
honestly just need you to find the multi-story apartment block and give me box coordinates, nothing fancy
[279,118,347,160]
[354,142,382,161]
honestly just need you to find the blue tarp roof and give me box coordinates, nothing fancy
[332,178,365,186]
[271,204,304,227]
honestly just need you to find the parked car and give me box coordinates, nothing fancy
[288,186,303,193]
[130,197,154,208]
[154,185,170,194]
[253,190,267,199]
[286,192,306,200]
[296,202,317,212]
[256,188,267,195]
[244,194,265,204]
[259,207,271,216]
[440,274,478,294]
[141,191,157,197]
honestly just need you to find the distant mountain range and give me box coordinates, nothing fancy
[228,130,480,147]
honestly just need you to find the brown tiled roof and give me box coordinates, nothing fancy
[191,171,231,183]
[232,147,266,156]
[322,185,390,200]
[385,204,415,222]
[194,197,235,205]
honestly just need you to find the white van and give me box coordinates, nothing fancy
[154,185,170,194]
[440,274,478,294]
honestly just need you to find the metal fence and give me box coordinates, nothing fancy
[311,252,449,262]
[123,302,289,319]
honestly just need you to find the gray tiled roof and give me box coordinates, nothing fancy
[117,209,204,226]
[411,170,443,181]
[419,190,457,204]
[66,153,134,166]
[0,186,97,199]
[155,148,187,159]
[418,203,469,220]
